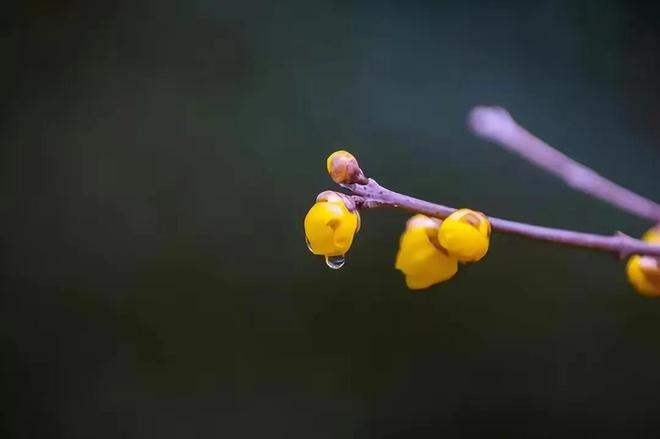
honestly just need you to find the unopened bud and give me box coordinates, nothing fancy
[326,150,368,184]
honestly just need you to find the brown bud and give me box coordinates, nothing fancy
[326,150,368,184]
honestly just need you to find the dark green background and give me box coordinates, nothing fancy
[2,0,660,437]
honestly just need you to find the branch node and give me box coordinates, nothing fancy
[615,231,636,260]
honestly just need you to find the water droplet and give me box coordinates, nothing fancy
[325,255,345,270]
[305,236,314,254]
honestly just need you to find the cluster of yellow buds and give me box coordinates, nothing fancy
[304,150,365,269]
[304,149,491,289]
[304,149,660,297]
[626,226,660,296]
[395,210,490,290]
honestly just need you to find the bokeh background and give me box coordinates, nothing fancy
[2,0,660,437]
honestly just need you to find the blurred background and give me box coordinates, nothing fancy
[2,0,660,437]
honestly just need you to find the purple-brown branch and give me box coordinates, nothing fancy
[468,106,660,222]
[343,179,660,258]
[326,106,660,259]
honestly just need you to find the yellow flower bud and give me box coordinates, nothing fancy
[395,215,458,290]
[304,192,359,257]
[642,225,660,244]
[627,225,660,297]
[326,150,367,184]
[627,256,660,296]
[437,208,490,262]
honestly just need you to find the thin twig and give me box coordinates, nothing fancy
[468,106,660,222]
[343,179,660,258]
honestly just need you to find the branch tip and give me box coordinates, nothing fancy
[468,106,516,139]
[468,105,660,222]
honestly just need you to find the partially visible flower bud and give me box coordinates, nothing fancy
[326,150,367,184]
[304,191,360,257]
[627,225,660,297]
[642,225,660,245]
[395,214,458,290]
[437,209,491,262]
[627,256,660,296]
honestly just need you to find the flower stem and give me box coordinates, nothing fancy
[344,180,660,258]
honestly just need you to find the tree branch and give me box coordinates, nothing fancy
[468,106,660,222]
[343,179,660,258]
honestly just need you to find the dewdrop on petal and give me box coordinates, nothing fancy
[627,225,660,296]
[304,191,360,269]
[395,214,458,290]
[438,208,491,262]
